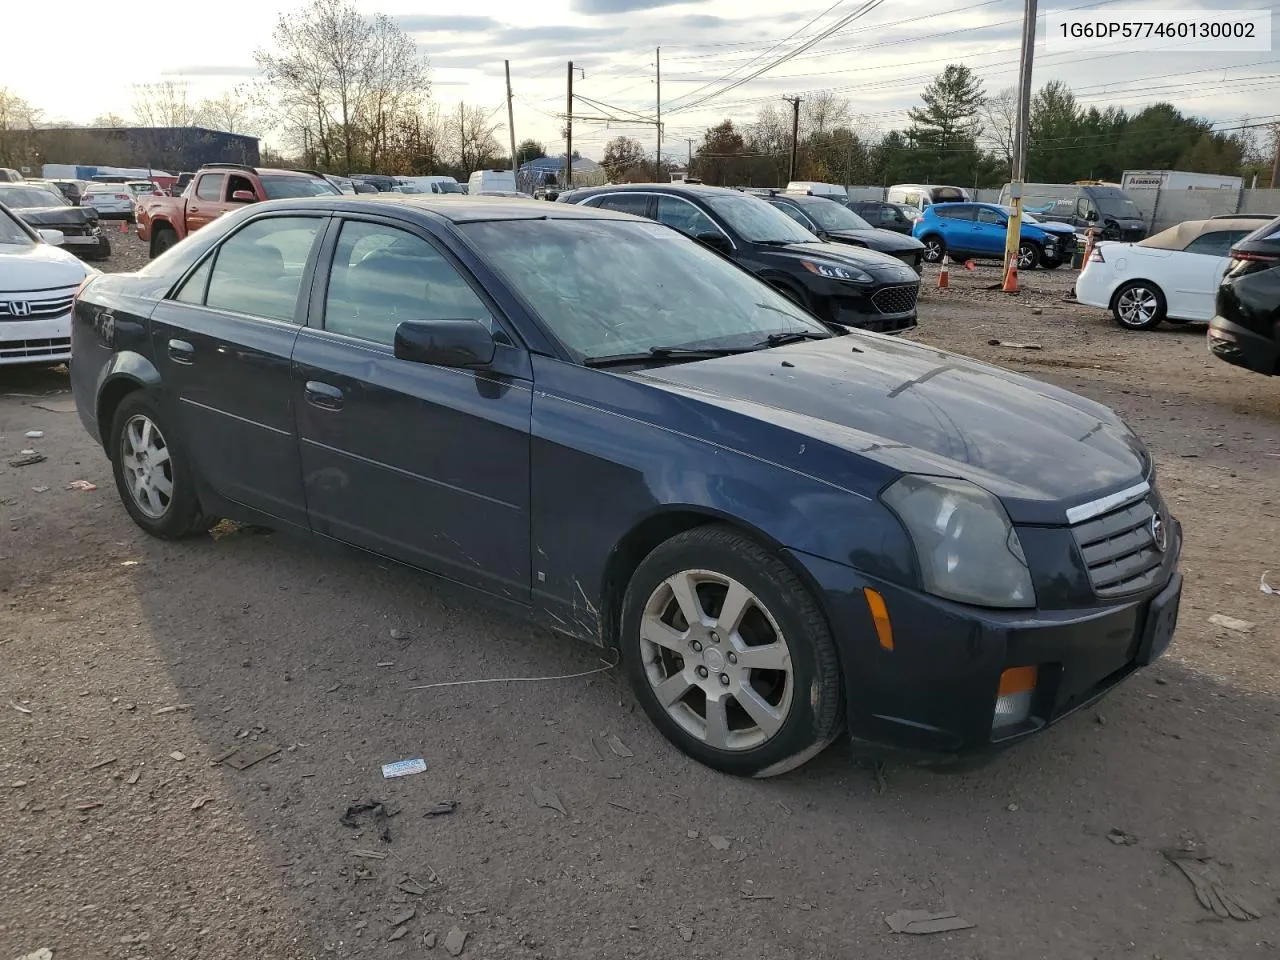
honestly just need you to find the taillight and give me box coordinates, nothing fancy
[116,193,130,201]
[913,217,923,225]
[1088,247,1105,263]
[1232,251,1280,263]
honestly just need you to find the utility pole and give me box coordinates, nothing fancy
[686,137,695,173]
[783,96,803,183]
[655,47,662,180]
[565,62,574,188]
[1271,124,1280,189]
[1003,0,1037,291]
[505,60,517,176]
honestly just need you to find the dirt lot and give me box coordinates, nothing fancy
[2,234,1279,960]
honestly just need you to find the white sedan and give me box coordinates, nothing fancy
[0,202,92,367]
[1075,218,1260,330]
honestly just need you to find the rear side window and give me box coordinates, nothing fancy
[195,175,224,201]
[203,217,324,322]
[593,194,650,217]
[1183,231,1246,257]
[933,206,973,220]
[323,220,491,346]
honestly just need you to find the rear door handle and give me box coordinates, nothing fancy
[305,380,344,410]
[168,339,195,364]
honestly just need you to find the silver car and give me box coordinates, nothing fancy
[81,184,137,221]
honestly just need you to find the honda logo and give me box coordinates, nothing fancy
[7,301,31,317]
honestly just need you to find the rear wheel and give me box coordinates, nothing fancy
[921,235,946,263]
[620,524,843,778]
[1040,255,1063,270]
[150,225,178,258]
[1112,281,1166,330]
[109,391,213,539]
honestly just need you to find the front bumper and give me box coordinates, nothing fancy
[1208,314,1278,375]
[0,313,73,365]
[811,278,919,334]
[790,526,1182,760]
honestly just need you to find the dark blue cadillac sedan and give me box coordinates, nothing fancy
[69,195,1182,777]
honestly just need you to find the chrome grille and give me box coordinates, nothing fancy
[0,336,71,360]
[1070,493,1165,597]
[871,284,919,316]
[0,293,76,320]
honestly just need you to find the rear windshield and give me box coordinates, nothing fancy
[260,176,340,199]
[1241,215,1280,247]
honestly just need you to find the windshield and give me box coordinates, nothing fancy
[459,218,828,362]
[1,186,64,208]
[0,205,35,244]
[706,194,817,244]
[260,176,340,199]
[802,200,873,232]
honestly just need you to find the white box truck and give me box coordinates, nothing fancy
[1121,170,1242,192]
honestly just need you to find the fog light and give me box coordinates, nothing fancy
[992,666,1037,729]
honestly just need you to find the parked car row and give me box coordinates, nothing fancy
[63,190,1183,776]
[0,183,111,260]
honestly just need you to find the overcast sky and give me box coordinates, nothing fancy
[4,0,1276,160]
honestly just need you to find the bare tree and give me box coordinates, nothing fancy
[448,103,501,177]
[199,87,261,135]
[361,13,429,169]
[801,90,851,138]
[0,88,41,167]
[980,87,1018,173]
[133,81,202,127]
[92,112,129,127]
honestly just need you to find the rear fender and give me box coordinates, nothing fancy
[94,352,161,448]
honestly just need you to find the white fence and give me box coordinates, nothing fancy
[848,186,1280,232]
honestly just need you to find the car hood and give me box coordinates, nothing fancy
[12,205,95,227]
[0,241,89,291]
[824,229,924,254]
[630,333,1147,524]
[1033,221,1076,237]
[767,241,921,280]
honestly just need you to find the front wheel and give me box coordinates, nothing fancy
[1017,242,1040,271]
[1040,255,1063,270]
[620,524,843,778]
[921,235,946,263]
[1112,281,1166,330]
[109,391,214,538]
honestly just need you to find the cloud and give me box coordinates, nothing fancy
[394,14,503,32]
[572,0,703,13]
[162,65,260,77]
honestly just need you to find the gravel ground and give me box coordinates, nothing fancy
[2,242,1279,960]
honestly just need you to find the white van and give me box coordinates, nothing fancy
[397,175,465,195]
[467,169,519,196]
[784,181,847,199]
[886,184,970,209]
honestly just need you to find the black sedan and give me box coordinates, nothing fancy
[766,194,925,273]
[567,183,920,334]
[0,183,110,261]
[1208,213,1280,376]
[846,199,921,235]
[71,195,1182,776]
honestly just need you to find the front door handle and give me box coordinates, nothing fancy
[305,380,344,411]
[168,338,195,364]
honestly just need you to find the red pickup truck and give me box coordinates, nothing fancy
[137,163,340,257]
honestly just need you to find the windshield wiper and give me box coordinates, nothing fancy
[760,330,830,347]
[754,239,799,246]
[583,345,753,368]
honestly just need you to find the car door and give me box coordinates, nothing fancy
[149,213,327,528]
[934,205,976,254]
[290,215,533,599]
[186,173,230,232]
[974,207,1007,255]
[1170,230,1245,320]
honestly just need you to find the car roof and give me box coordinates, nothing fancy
[268,193,640,224]
[1138,218,1268,250]
[574,182,740,199]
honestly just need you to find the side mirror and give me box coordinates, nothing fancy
[231,190,257,203]
[694,232,732,256]
[394,318,496,368]
[38,229,65,246]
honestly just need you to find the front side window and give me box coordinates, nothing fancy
[769,201,816,231]
[226,174,257,200]
[204,216,324,322]
[324,221,491,345]
[656,196,719,238]
[196,175,225,201]
[977,208,1004,226]
[460,218,827,362]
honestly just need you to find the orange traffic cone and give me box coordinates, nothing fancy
[1002,260,1019,293]
[119,219,129,234]
[964,259,976,270]
[938,254,950,289]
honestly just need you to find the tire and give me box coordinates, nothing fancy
[1111,280,1166,331]
[1017,241,1040,271]
[108,391,214,539]
[921,235,946,263]
[93,238,112,261]
[1040,255,1062,270]
[150,225,178,258]
[620,524,843,778]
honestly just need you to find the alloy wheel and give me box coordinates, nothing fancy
[120,414,174,519]
[923,238,944,262]
[1116,286,1159,327]
[1017,244,1037,269]
[639,569,794,752]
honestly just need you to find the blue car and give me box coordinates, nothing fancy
[70,194,1180,776]
[912,202,1077,270]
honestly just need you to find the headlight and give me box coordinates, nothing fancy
[801,260,873,283]
[881,475,1035,608]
